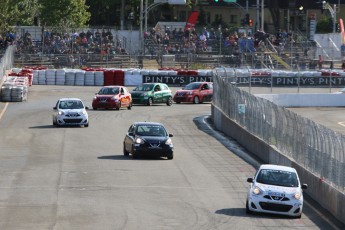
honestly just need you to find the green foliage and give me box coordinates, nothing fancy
[316,15,333,34]
[39,0,90,27]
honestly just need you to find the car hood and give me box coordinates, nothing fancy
[59,109,86,114]
[176,89,195,94]
[255,182,299,195]
[95,95,117,98]
[138,136,168,142]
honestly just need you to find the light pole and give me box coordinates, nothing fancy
[261,0,264,31]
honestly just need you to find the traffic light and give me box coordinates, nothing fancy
[336,23,340,32]
[249,19,253,27]
[245,13,250,25]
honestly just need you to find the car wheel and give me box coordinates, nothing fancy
[131,146,137,159]
[166,96,173,106]
[84,123,89,127]
[147,97,153,106]
[123,143,129,156]
[246,200,252,214]
[115,102,121,110]
[294,214,302,219]
[93,107,97,110]
[53,118,57,126]
[193,96,200,104]
[167,154,173,160]
[175,101,181,104]
[127,102,132,110]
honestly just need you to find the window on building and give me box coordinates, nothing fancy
[179,11,186,22]
[230,15,237,24]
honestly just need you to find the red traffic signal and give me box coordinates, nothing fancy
[249,19,253,27]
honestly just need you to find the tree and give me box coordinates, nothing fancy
[39,0,90,27]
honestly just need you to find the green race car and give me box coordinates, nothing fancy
[131,83,173,106]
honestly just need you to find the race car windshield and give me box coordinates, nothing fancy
[99,87,119,95]
[136,125,166,136]
[184,83,201,90]
[256,169,298,187]
[135,84,154,91]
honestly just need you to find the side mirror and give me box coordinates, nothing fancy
[128,132,134,137]
[169,134,173,137]
[301,184,308,189]
[85,106,89,110]
[53,106,57,110]
[247,178,253,183]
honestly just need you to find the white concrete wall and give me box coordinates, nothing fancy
[255,93,345,107]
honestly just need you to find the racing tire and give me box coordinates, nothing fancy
[131,147,137,159]
[246,200,253,214]
[123,143,129,156]
[147,97,153,106]
[127,102,132,110]
[193,96,200,104]
[93,107,97,110]
[84,123,89,127]
[115,102,121,110]
[293,214,302,219]
[167,154,173,160]
[166,96,173,106]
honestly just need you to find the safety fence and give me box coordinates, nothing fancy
[212,68,345,192]
[0,46,15,84]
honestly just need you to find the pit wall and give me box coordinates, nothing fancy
[211,105,345,224]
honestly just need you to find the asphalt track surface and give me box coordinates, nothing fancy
[0,85,344,230]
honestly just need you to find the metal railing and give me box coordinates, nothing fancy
[212,70,345,192]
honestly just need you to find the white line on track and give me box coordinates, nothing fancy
[0,102,9,121]
[338,121,345,127]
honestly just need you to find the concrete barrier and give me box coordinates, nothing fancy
[255,93,345,107]
[211,105,345,224]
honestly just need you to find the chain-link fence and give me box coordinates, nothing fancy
[212,70,345,192]
[0,45,15,84]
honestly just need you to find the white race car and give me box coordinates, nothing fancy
[53,98,89,127]
[246,164,308,218]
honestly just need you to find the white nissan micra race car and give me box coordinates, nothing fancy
[246,164,308,218]
[53,98,89,127]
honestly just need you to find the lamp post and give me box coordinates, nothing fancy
[261,0,264,31]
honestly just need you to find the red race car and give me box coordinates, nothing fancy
[92,86,132,110]
[173,82,213,104]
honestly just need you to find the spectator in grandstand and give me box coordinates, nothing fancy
[330,61,334,69]
[342,61,345,69]
[163,33,170,45]
[318,55,323,69]
[209,28,216,40]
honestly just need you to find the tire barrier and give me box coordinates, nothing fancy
[1,76,29,102]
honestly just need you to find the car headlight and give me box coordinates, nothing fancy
[252,186,262,195]
[135,137,144,144]
[165,138,173,145]
[188,91,193,95]
[93,96,97,100]
[58,110,65,115]
[293,192,302,200]
[82,110,87,115]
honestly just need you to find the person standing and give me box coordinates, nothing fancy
[318,55,323,70]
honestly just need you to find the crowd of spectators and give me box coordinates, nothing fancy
[143,25,301,58]
[0,31,16,52]
[14,29,128,57]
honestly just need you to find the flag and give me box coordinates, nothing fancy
[184,11,199,31]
